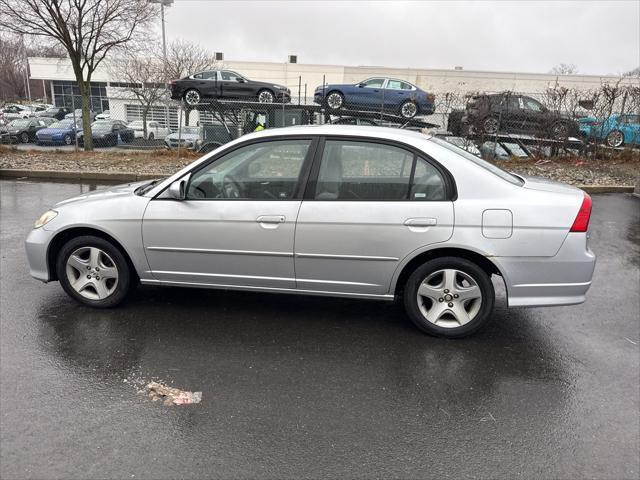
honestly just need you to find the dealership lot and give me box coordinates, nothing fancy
[0,179,638,478]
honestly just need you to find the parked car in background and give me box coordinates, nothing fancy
[170,70,291,106]
[36,106,72,121]
[25,125,596,338]
[461,93,578,139]
[314,78,436,119]
[579,114,640,148]
[65,109,96,122]
[35,118,80,145]
[95,110,111,120]
[127,120,171,140]
[480,141,530,160]
[4,117,56,143]
[332,117,379,126]
[77,120,135,147]
[1,104,34,121]
[441,135,482,156]
[164,126,203,150]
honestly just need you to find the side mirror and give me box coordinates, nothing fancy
[357,83,364,88]
[237,78,246,83]
[168,178,187,200]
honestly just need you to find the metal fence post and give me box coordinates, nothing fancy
[298,76,301,106]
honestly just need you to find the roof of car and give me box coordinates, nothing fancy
[242,124,431,143]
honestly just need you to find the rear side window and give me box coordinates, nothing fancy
[314,140,446,201]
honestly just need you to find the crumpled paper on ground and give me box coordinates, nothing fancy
[147,381,202,406]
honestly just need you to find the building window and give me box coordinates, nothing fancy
[125,104,178,130]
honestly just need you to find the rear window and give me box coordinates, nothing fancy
[431,137,524,186]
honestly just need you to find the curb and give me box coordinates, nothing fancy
[0,168,636,194]
[0,169,159,182]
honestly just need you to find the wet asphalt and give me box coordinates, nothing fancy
[0,179,638,480]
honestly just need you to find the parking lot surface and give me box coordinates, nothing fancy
[1,179,638,479]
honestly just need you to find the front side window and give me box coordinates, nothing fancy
[360,78,385,88]
[187,139,311,200]
[523,97,544,112]
[314,140,445,201]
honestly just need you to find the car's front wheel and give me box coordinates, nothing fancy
[400,100,418,119]
[56,235,134,308]
[606,129,624,148]
[257,89,275,103]
[325,91,344,111]
[64,134,72,145]
[482,116,500,134]
[147,132,154,141]
[403,257,495,338]
[20,132,29,143]
[551,121,570,139]
[183,89,201,106]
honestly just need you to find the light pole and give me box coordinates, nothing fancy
[149,0,173,130]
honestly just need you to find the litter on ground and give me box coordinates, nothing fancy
[146,381,202,406]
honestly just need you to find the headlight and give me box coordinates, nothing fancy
[273,85,287,90]
[34,210,57,229]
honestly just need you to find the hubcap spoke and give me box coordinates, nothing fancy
[443,269,457,293]
[93,280,110,300]
[89,247,101,268]
[456,284,481,301]
[418,282,442,300]
[67,254,88,272]
[450,303,472,325]
[100,266,118,280]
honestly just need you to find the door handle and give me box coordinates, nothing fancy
[404,218,437,227]
[257,215,285,224]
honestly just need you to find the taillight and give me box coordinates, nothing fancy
[570,193,592,232]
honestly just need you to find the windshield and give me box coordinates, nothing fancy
[431,137,524,186]
[49,120,75,129]
[92,121,112,130]
[45,108,59,113]
[502,142,529,158]
[177,127,201,135]
[9,120,30,128]
[128,121,143,128]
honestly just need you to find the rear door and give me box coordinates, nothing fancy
[294,137,454,296]
[383,79,415,108]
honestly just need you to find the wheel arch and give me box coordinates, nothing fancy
[391,246,506,296]
[47,226,139,282]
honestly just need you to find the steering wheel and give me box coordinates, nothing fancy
[222,174,243,199]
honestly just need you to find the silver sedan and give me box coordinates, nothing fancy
[25,125,596,337]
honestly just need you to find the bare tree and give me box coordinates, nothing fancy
[549,63,579,75]
[623,67,640,78]
[0,0,157,150]
[110,49,167,139]
[164,39,220,82]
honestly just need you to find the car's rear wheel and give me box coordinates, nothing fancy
[403,257,495,338]
[325,91,344,111]
[606,129,624,148]
[147,132,154,141]
[56,235,133,308]
[257,89,275,103]
[20,132,29,143]
[400,100,418,119]
[183,89,201,106]
[482,116,500,134]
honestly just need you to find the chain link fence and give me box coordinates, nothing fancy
[1,76,639,161]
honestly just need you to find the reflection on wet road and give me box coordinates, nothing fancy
[1,180,638,479]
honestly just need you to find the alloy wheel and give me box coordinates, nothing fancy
[184,90,201,106]
[258,90,274,103]
[483,117,499,134]
[416,269,482,328]
[607,130,624,148]
[65,247,119,300]
[21,132,29,143]
[326,92,343,110]
[401,101,418,118]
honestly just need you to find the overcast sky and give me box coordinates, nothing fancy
[163,0,639,76]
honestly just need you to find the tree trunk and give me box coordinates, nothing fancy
[79,80,93,151]
[142,107,148,140]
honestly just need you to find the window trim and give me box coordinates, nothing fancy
[303,135,457,202]
[154,136,319,202]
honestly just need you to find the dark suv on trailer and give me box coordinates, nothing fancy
[457,92,578,139]
[170,70,291,106]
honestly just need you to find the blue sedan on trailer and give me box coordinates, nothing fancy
[314,77,436,119]
[579,113,640,148]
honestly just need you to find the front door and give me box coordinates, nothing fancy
[219,70,253,99]
[142,138,315,289]
[350,78,386,108]
[521,96,547,135]
[294,138,454,296]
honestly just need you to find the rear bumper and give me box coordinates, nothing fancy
[494,233,596,307]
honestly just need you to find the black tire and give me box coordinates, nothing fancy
[481,115,500,134]
[56,235,134,308]
[325,91,344,111]
[183,89,201,106]
[551,121,570,140]
[257,89,275,103]
[64,134,72,145]
[147,132,154,141]
[20,132,29,143]
[606,129,624,148]
[400,100,418,119]
[403,257,495,338]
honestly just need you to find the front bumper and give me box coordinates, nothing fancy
[25,226,56,282]
[494,232,596,307]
